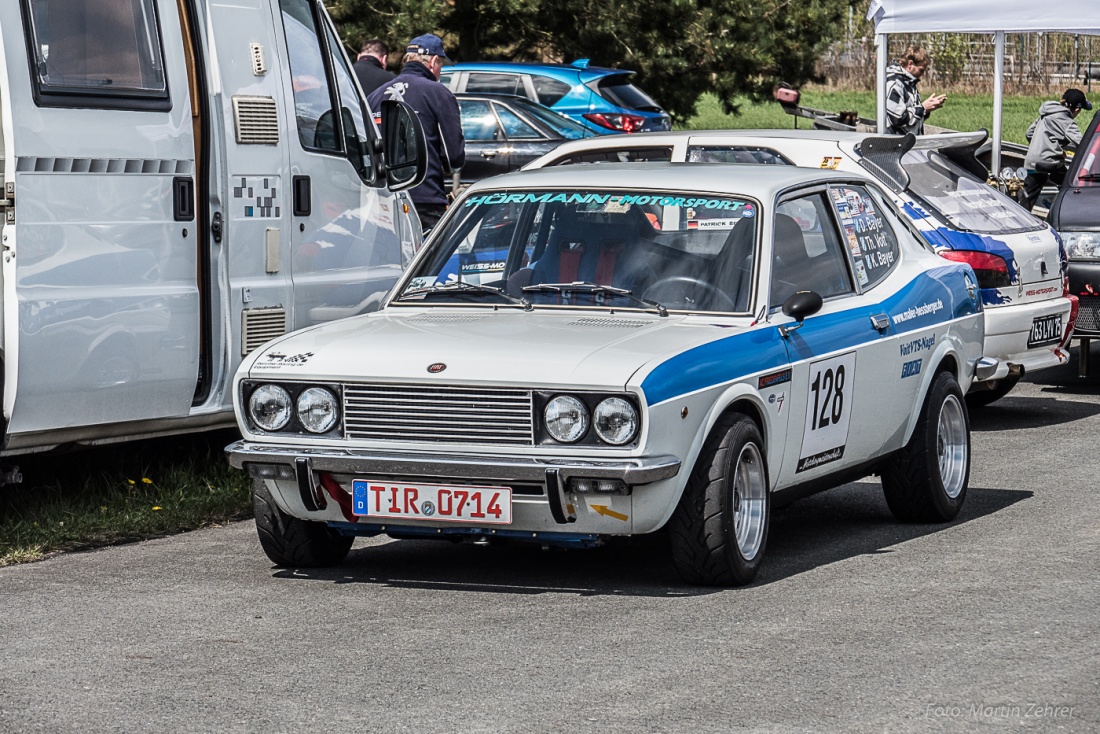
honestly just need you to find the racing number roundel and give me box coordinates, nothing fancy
[797,352,857,473]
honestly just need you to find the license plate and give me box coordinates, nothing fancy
[352,480,512,524]
[1027,314,1062,348]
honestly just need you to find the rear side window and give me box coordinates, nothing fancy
[903,149,1042,233]
[595,76,661,112]
[687,146,793,166]
[23,0,168,109]
[532,76,571,106]
[827,185,900,290]
[550,148,674,166]
[465,73,525,96]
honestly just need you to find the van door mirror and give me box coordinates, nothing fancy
[381,100,427,191]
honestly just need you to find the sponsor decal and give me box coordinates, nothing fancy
[899,335,935,357]
[892,299,943,325]
[767,391,786,413]
[1025,285,1058,297]
[254,352,314,369]
[427,363,447,374]
[901,358,922,378]
[463,192,751,212]
[758,368,792,388]
[797,446,845,473]
[820,156,842,169]
[461,260,506,273]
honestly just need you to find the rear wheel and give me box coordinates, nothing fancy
[965,375,1019,408]
[669,414,770,586]
[252,478,353,567]
[881,370,970,522]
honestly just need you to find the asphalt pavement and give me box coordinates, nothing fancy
[1,351,1098,733]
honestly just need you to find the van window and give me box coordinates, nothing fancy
[280,0,340,153]
[23,0,168,108]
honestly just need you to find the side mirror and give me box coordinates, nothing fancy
[779,290,823,338]
[381,100,427,191]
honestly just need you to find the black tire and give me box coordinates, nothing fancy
[881,370,970,522]
[965,375,1020,409]
[252,478,353,567]
[669,414,770,586]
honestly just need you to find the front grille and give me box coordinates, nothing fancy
[344,384,534,445]
[1076,296,1100,334]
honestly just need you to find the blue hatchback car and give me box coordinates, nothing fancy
[440,60,671,135]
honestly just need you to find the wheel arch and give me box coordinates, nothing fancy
[902,346,963,445]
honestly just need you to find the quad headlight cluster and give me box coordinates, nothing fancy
[245,382,341,435]
[541,393,640,446]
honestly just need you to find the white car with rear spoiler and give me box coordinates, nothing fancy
[525,129,1077,407]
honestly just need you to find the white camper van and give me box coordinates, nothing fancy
[0,0,427,470]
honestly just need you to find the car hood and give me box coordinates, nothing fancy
[246,308,744,393]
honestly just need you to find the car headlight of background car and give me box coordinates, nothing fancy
[1063,231,1100,260]
[538,392,641,447]
[244,381,342,436]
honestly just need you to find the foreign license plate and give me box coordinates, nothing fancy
[1027,314,1062,348]
[352,480,512,524]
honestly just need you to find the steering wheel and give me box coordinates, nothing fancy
[642,276,736,312]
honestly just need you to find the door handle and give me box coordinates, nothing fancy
[173,177,195,221]
[292,175,311,216]
[480,151,498,158]
[870,313,890,332]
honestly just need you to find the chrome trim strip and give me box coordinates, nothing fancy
[227,441,681,485]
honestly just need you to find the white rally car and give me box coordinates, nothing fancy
[526,129,1076,406]
[226,164,993,586]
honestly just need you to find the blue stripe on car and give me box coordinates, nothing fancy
[641,265,977,406]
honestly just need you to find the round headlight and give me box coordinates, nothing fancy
[593,397,639,445]
[249,384,292,431]
[544,395,589,443]
[297,387,339,434]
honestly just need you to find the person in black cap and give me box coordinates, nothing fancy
[353,38,394,96]
[1021,88,1093,212]
[367,33,465,233]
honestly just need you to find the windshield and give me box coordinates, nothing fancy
[903,149,1042,233]
[511,98,592,139]
[398,188,759,313]
[1073,123,1100,186]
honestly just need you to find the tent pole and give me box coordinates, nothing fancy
[993,31,1005,175]
[877,33,887,133]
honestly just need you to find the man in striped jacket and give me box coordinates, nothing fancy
[885,46,946,136]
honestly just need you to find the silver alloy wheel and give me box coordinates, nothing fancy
[732,442,767,559]
[937,394,968,499]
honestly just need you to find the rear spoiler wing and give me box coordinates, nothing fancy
[855,130,990,193]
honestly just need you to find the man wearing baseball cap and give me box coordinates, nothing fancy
[1021,88,1093,212]
[368,33,465,232]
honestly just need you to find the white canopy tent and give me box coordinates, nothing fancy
[867,0,1100,173]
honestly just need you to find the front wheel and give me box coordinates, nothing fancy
[669,414,770,586]
[253,478,353,567]
[881,370,970,522]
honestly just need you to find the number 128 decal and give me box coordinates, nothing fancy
[797,352,857,473]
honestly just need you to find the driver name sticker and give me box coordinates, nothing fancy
[797,352,856,473]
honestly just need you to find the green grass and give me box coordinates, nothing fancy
[682,90,1097,145]
[0,430,251,566]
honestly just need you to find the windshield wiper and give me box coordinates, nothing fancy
[398,281,532,310]
[522,282,668,317]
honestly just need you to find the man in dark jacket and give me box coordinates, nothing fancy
[1021,88,1093,212]
[885,45,946,136]
[368,33,465,232]
[353,39,394,96]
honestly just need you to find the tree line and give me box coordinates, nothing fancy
[330,0,851,121]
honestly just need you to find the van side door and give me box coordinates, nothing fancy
[0,0,200,436]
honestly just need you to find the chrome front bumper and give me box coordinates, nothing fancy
[226,440,682,524]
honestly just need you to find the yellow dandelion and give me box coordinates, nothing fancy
[127,479,135,485]
[152,506,162,511]
[142,477,153,485]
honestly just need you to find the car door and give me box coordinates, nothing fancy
[769,186,900,487]
[1,0,201,434]
[457,98,511,183]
